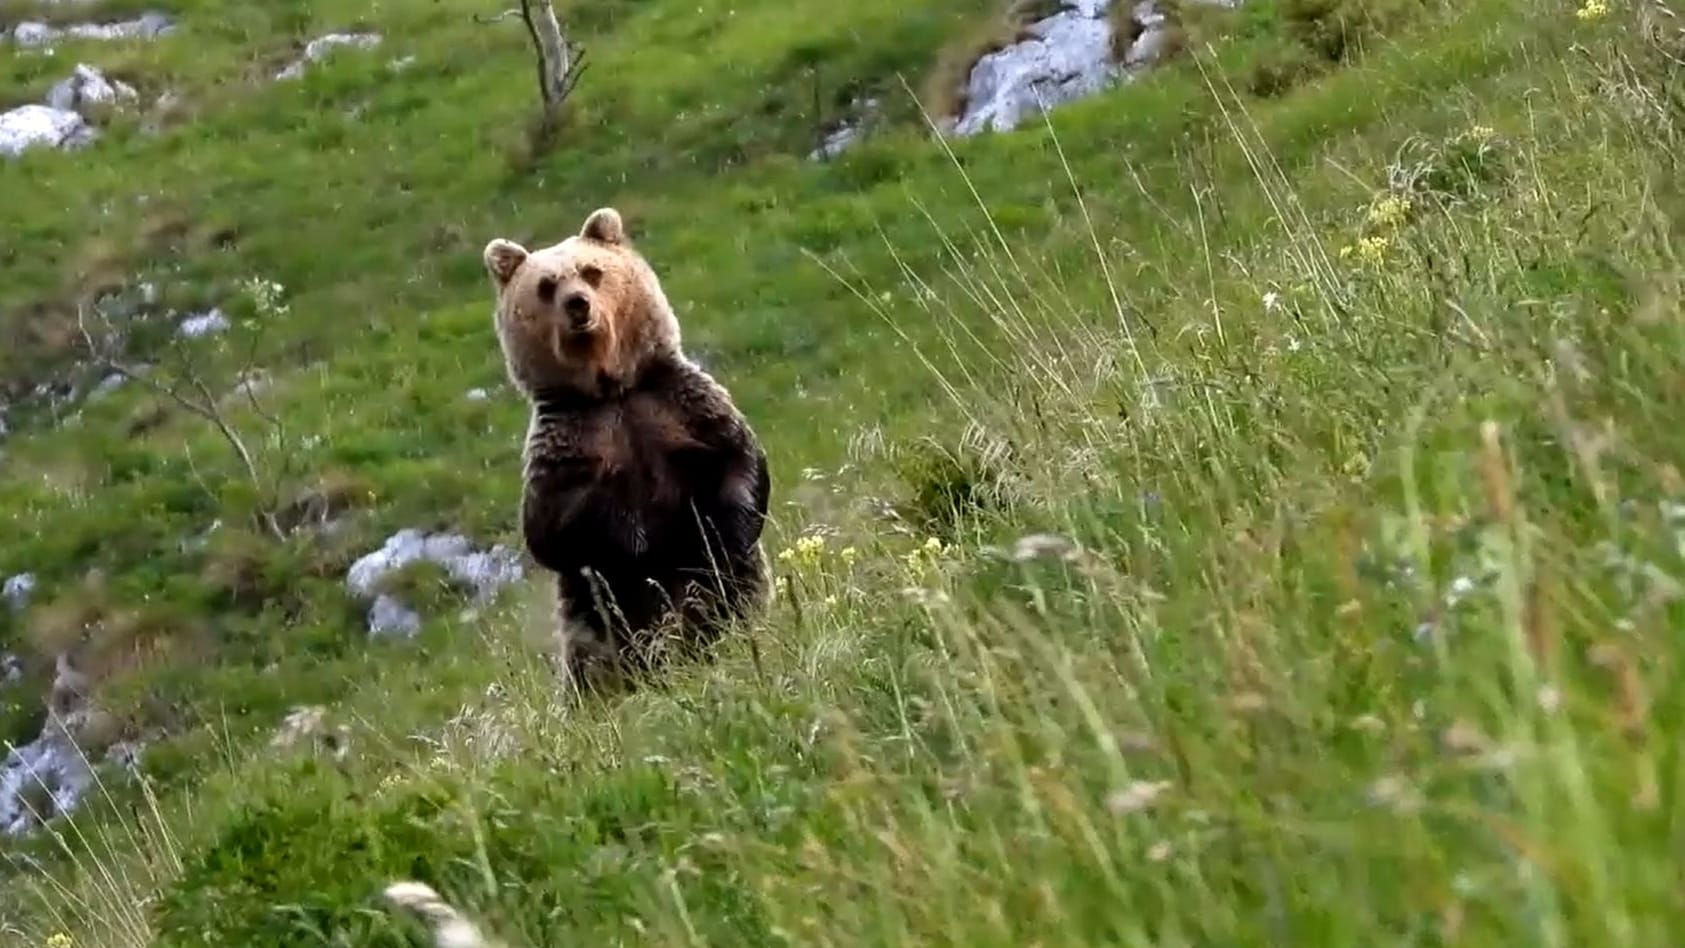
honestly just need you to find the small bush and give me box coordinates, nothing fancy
[150,753,785,946]
[889,426,1020,538]
[1237,0,1437,97]
[1386,125,1513,203]
[1281,0,1436,64]
[151,768,459,946]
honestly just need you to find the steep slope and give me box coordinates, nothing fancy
[3,0,1684,944]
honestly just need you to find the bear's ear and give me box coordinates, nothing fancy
[483,239,529,289]
[580,207,626,245]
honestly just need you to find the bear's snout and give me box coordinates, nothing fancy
[562,291,592,330]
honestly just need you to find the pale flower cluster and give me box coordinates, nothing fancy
[242,275,290,318]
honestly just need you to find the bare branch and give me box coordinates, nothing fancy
[473,8,523,24]
[526,1,569,104]
[76,302,288,541]
[232,312,299,500]
[475,0,585,132]
[554,46,588,105]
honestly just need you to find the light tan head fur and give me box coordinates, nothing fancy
[483,207,682,399]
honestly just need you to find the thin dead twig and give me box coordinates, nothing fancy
[76,303,287,541]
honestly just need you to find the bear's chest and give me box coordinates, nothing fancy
[582,395,702,479]
[561,398,713,563]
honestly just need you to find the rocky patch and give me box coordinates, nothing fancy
[47,62,139,112]
[0,654,130,837]
[1,62,141,158]
[809,97,880,162]
[952,0,1121,136]
[8,12,176,48]
[952,0,1242,135]
[176,307,230,338]
[346,529,524,638]
[807,1,1239,157]
[0,105,94,157]
[276,32,384,81]
[3,573,36,613]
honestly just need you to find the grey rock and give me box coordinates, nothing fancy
[445,545,526,603]
[952,0,1241,136]
[68,12,175,42]
[0,654,98,837]
[92,281,159,322]
[177,307,229,338]
[346,528,525,637]
[276,32,384,80]
[1122,0,1239,67]
[47,63,139,113]
[368,594,422,639]
[809,97,879,161]
[3,574,36,613]
[0,105,95,157]
[11,22,57,46]
[104,740,146,775]
[0,724,94,836]
[11,12,176,47]
[87,373,128,401]
[953,0,1120,136]
[231,370,271,399]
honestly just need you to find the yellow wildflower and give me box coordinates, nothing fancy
[1575,0,1608,21]
[47,935,73,948]
[1359,235,1391,263]
[778,533,827,569]
[1365,195,1413,230]
[1342,235,1391,267]
[903,536,953,579]
[840,546,858,566]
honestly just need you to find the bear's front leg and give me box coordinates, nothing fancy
[711,442,772,578]
[552,570,639,699]
[519,452,596,575]
[682,442,772,633]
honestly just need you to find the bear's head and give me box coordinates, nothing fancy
[482,207,682,398]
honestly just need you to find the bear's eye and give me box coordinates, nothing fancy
[535,276,559,304]
[579,265,604,288]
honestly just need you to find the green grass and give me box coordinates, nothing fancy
[4,0,1685,943]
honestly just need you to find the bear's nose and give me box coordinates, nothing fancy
[562,292,591,328]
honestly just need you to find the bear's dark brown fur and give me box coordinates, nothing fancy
[483,207,771,692]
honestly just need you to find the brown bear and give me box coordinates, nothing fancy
[482,207,771,694]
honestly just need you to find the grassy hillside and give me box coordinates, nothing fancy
[3,0,1684,943]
